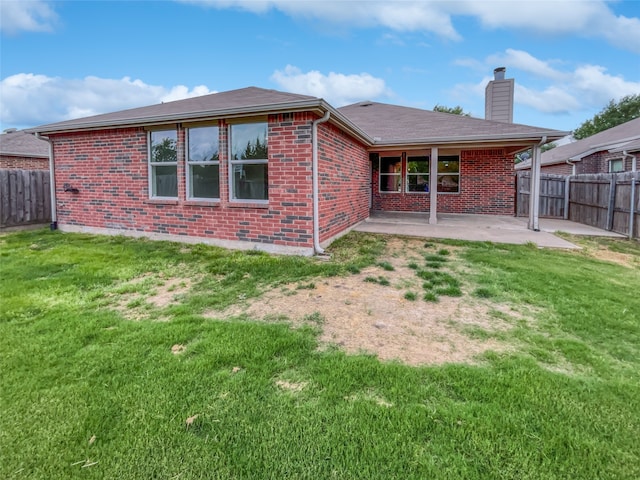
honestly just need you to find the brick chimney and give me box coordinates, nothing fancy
[485,67,514,123]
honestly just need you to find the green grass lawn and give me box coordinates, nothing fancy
[1,229,639,479]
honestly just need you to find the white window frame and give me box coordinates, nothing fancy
[228,121,269,203]
[186,125,220,201]
[379,155,402,193]
[437,154,460,194]
[148,128,178,199]
[406,154,430,194]
[609,158,624,173]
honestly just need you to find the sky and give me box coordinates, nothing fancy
[1,0,639,134]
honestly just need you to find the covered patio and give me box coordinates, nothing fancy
[353,212,624,249]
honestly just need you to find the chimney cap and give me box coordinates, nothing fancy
[494,67,506,80]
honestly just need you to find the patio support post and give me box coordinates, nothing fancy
[528,137,545,231]
[429,146,438,224]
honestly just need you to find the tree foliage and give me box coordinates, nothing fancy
[573,94,640,139]
[151,137,177,163]
[240,136,268,160]
[433,104,471,116]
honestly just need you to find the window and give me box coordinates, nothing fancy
[406,155,430,193]
[380,156,402,192]
[230,122,268,201]
[609,158,624,173]
[187,126,219,200]
[149,129,178,198]
[437,155,460,193]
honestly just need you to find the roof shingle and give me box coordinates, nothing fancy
[31,87,321,133]
[338,101,566,144]
[29,86,568,145]
[517,117,640,169]
[0,130,49,158]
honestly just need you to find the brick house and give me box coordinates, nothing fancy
[0,129,50,170]
[31,83,566,255]
[516,117,640,175]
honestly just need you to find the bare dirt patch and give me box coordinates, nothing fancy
[208,238,525,366]
[587,246,638,268]
[110,273,195,321]
[275,380,308,392]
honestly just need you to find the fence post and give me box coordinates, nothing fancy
[630,178,636,240]
[564,176,571,220]
[606,175,616,231]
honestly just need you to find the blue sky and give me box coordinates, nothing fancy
[1,0,639,133]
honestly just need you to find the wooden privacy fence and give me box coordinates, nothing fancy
[516,172,567,218]
[516,171,640,239]
[0,169,51,228]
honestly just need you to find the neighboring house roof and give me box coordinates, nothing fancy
[29,86,568,146]
[0,129,49,158]
[338,101,565,146]
[516,117,640,170]
[608,136,640,154]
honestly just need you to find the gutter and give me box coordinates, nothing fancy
[36,133,57,230]
[312,111,331,255]
[28,99,373,147]
[370,131,569,147]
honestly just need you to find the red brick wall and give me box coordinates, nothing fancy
[577,151,632,173]
[50,113,318,250]
[541,163,573,175]
[317,122,370,242]
[0,155,49,170]
[578,152,605,174]
[371,148,515,215]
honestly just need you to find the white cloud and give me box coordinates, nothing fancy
[271,65,390,106]
[453,50,640,117]
[181,0,461,40]
[460,0,640,53]
[0,74,214,129]
[0,0,58,34]
[487,49,567,82]
[515,84,581,114]
[182,0,640,52]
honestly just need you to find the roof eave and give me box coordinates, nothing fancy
[0,151,49,158]
[26,98,374,146]
[371,130,569,147]
[27,99,326,134]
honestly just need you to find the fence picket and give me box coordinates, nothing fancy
[517,171,639,238]
[0,169,51,228]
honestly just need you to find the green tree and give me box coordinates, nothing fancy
[151,137,177,163]
[433,104,471,116]
[573,94,640,139]
[241,136,268,159]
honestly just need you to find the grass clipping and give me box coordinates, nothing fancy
[210,238,520,366]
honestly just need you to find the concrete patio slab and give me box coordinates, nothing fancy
[353,213,624,249]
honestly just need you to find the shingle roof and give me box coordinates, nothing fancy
[0,130,49,158]
[517,117,640,169]
[338,101,567,145]
[30,87,322,134]
[607,136,640,154]
[29,86,568,146]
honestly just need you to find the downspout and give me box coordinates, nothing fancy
[528,135,547,231]
[566,159,576,175]
[312,111,330,254]
[37,133,57,230]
